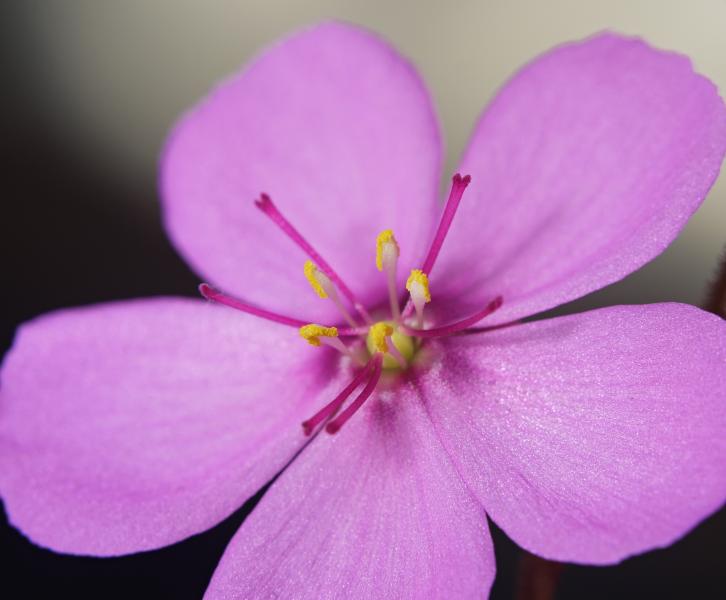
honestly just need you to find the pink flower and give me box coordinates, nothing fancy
[2,21,726,598]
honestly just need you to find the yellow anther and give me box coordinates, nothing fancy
[375,229,399,271]
[369,322,394,353]
[303,260,328,298]
[406,269,431,302]
[299,324,338,347]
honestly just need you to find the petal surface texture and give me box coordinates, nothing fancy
[205,384,495,599]
[0,298,340,555]
[161,22,442,324]
[435,33,726,324]
[423,304,726,564]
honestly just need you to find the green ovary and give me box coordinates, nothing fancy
[365,322,416,369]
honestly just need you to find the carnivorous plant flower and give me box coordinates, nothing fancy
[2,22,726,598]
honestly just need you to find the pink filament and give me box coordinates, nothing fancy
[302,358,377,436]
[326,354,383,434]
[421,173,471,275]
[255,194,370,322]
[402,296,503,338]
[199,283,308,328]
[336,326,370,337]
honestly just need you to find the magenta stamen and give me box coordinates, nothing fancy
[421,173,471,275]
[402,296,503,338]
[301,358,376,436]
[326,354,383,434]
[255,194,372,323]
[199,283,308,328]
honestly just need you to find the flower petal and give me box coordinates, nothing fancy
[161,22,442,323]
[422,303,726,563]
[434,33,726,324]
[204,384,494,599]
[0,298,340,555]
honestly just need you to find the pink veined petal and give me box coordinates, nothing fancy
[434,32,726,324]
[161,21,442,324]
[0,298,344,556]
[421,303,726,564]
[204,382,495,599]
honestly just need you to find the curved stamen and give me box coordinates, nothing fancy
[401,296,503,338]
[199,284,308,327]
[304,261,360,329]
[302,358,377,436]
[299,323,365,364]
[326,353,384,434]
[256,193,372,323]
[299,323,338,345]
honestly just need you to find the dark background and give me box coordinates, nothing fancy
[1,2,725,598]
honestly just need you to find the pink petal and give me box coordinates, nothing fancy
[422,303,726,563]
[161,22,442,324]
[0,298,341,556]
[434,33,726,324]
[204,383,494,599]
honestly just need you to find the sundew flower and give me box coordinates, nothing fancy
[2,21,726,598]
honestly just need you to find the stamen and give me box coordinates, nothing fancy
[299,324,338,346]
[367,321,412,369]
[368,322,393,353]
[256,193,372,323]
[299,323,363,364]
[375,229,401,320]
[326,353,383,434]
[304,260,359,329]
[402,296,503,338]
[421,173,471,275]
[199,283,308,328]
[301,358,376,436]
[406,269,431,328]
[375,229,399,271]
[303,261,329,299]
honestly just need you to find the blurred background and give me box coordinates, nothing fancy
[1,1,724,598]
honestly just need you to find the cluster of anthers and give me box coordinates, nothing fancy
[199,174,503,436]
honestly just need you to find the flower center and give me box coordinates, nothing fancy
[198,173,504,435]
[365,321,416,370]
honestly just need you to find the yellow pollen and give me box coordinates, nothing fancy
[303,260,327,298]
[375,229,399,271]
[299,324,338,347]
[406,269,431,302]
[366,322,416,369]
[369,322,394,353]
